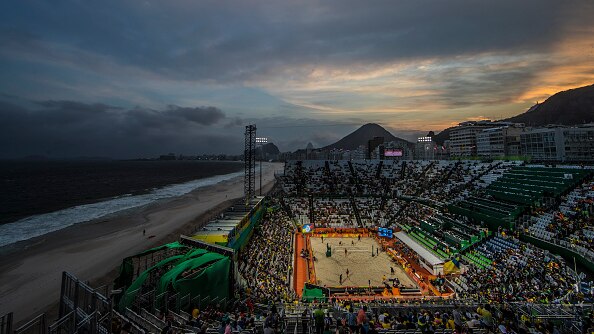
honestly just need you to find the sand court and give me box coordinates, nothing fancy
[310,237,417,288]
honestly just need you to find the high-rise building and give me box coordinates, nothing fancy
[476,124,524,158]
[367,136,384,159]
[449,120,504,157]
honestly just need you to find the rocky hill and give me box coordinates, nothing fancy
[323,123,412,150]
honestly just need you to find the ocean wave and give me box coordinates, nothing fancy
[0,170,245,247]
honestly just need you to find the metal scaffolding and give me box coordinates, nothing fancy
[244,124,257,203]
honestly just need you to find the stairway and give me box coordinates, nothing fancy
[347,161,363,195]
[309,196,315,225]
[350,197,363,227]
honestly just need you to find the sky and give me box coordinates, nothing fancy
[1,0,593,158]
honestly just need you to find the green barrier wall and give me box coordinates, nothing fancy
[520,234,594,274]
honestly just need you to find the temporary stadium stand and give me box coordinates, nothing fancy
[487,167,590,205]
[449,167,591,230]
[190,197,265,251]
[191,230,232,246]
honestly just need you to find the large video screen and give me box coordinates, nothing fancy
[378,227,393,238]
[384,149,403,157]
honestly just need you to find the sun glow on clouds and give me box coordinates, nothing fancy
[516,30,594,103]
[257,51,582,130]
[1,0,594,153]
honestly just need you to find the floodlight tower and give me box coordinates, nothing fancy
[244,125,257,203]
[256,137,268,195]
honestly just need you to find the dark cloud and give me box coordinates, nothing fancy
[1,0,591,83]
[167,105,225,125]
[0,0,592,151]
[0,96,371,157]
[224,116,245,128]
[126,105,225,128]
[0,98,234,159]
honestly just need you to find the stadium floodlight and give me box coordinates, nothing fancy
[256,137,268,195]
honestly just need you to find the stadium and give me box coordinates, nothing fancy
[5,158,594,333]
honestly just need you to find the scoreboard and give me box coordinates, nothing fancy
[378,227,393,238]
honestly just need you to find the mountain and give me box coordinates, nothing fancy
[504,84,594,126]
[432,84,594,145]
[256,142,280,156]
[432,128,452,146]
[323,123,412,150]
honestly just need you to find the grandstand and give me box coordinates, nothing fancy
[3,160,594,334]
[449,166,591,230]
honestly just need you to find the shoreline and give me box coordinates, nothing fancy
[0,162,282,325]
[0,168,247,248]
[0,160,246,226]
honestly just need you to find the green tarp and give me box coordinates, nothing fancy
[114,241,191,290]
[118,248,209,311]
[157,252,231,300]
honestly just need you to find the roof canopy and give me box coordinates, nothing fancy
[395,231,444,266]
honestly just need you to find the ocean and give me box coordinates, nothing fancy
[0,160,245,247]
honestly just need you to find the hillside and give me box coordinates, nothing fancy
[432,84,594,145]
[504,84,594,125]
[323,123,412,150]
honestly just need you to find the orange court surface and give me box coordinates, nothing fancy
[309,236,417,288]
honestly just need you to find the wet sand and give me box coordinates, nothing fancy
[0,162,282,325]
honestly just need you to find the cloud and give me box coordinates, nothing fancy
[1,1,590,84]
[167,106,225,125]
[0,98,234,159]
[0,0,593,141]
[0,96,375,157]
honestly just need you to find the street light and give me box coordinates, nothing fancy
[256,137,268,195]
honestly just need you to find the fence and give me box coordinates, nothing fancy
[51,271,113,334]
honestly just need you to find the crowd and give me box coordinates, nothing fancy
[455,236,579,304]
[106,160,594,334]
[314,199,357,228]
[279,160,594,307]
[300,300,593,334]
[281,160,519,207]
[354,198,384,227]
[139,295,594,334]
[287,197,310,224]
[238,202,296,303]
[527,179,594,259]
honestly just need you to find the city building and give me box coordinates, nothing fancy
[520,124,594,162]
[476,124,524,158]
[381,140,412,160]
[415,136,435,160]
[352,145,367,160]
[367,136,384,159]
[449,121,500,157]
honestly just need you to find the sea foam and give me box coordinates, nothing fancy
[0,170,245,247]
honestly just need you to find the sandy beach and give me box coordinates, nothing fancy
[0,162,282,325]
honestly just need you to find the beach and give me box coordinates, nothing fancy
[0,162,282,325]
